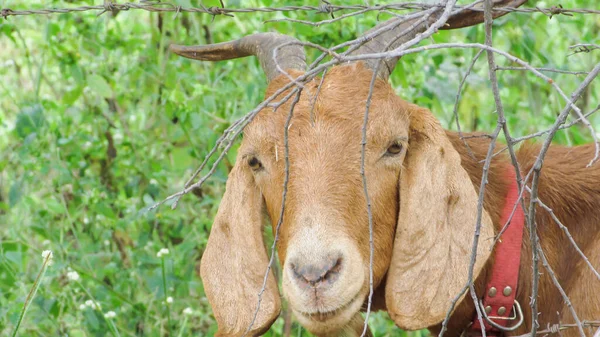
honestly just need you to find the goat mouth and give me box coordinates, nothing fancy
[297,295,360,322]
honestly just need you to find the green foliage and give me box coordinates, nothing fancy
[0,0,598,336]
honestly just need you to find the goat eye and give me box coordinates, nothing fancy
[247,157,263,170]
[386,143,403,156]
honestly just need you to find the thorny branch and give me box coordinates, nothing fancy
[475,0,529,335]
[495,66,589,76]
[243,88,302,336]
[537,241,586,337]
[512,104,600,143]
[521,62,600,336]
[359,62,379,337]
[452,49,484,159]
[534,195,600,282]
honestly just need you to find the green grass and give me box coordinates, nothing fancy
[0,0,598,336]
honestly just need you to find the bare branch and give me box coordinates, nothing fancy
[537,243,586,337]
[243,89,302,336]
[495,66,589,76]
[512,104,600,144]
[359,57,379,337]
[452,49,484,160]
[534,195,600,281]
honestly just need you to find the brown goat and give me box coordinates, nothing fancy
[171,2,600,337]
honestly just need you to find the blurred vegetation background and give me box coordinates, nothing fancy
[0,0,598,336]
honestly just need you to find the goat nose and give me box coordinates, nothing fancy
[290,256,343,288]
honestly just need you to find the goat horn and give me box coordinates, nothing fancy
[170,32,307,82]
[350,0,528,79]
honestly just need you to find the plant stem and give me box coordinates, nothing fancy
[176,316,189,337]
[161,256,173,335]
[11,252,52,337]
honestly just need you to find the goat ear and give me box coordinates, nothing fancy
[385,106,494,330]
[200,158,281,336]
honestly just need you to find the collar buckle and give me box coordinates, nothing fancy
[478,299,524,332]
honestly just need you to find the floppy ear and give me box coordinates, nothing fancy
[385,106,494,330]
[200,159,281,336]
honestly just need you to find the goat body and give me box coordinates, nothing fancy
[432,133,600,337]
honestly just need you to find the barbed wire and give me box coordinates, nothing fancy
[1,1,599,20]
[514,321,600,337]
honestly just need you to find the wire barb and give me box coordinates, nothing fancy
[1,8,13,19]
[538,4,574,19]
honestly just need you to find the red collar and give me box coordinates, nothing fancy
[471,169,525,336]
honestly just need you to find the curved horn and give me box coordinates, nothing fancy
[350,0,528,79]
[170,32,306,82]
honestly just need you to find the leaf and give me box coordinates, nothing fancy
[191,112,203,130]
[70,64,85,86]
[63,86,83,105]
[0,23,16,44]
[8,181,23,207]
[15,104,46,139]
[46,198,64,215]
[87,74,113,98]
[95,202,116,219]
[142,193,155,205]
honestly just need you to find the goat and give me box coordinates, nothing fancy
[170,1,600,336]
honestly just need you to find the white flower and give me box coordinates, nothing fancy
[85,300,100,310]
[41,250,53,265]
[104,240,110,246]
[79,304,86,310]
[166,296,173,304]
[156,248,169,258]
[183,307,193,315]
[113,132,123,142]
[41,250,53,259]
[83,217,89,224]
[67,271,80,281]
[104,311,116,319]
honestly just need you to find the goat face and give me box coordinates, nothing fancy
[246,64,408,335]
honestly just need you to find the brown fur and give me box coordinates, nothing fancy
[200,63,600,337]
[429,134,600,337]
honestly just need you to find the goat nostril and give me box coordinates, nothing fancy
[290,256,343,287]
[325,257,343,279]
